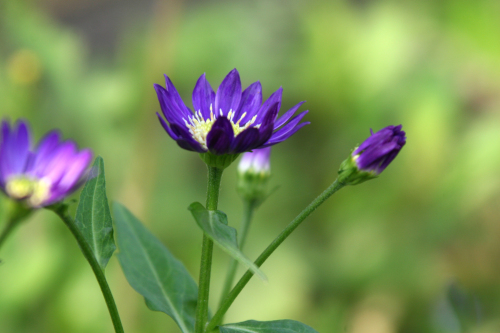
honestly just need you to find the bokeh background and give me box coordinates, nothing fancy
[1,0,500,332]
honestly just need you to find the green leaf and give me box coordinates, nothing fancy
[75,156,115,271]
[219,320,319,333]
[113,203,198,333]
[188,202,266,281]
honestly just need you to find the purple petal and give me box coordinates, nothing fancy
[154,84,187,126]
[170,123,206,153]
[54,149,93,193]
[230,127,260,153]
[41,141,78,185]
[263,121,310,147]
[269,110,308,141]
[156,112,179,140]
[233,81,262,122]
[238,147,271,173]
[164,75,193,118]
[0,120,32,180]
[0,120,13,185]
[206,117,234,154]
[253,87,282,124]
[353,125,406,174]
[214,69,242,117]
[259,102,280,129]
[192,73,215,119]
[274,101,305,129]
[26,131,62,176]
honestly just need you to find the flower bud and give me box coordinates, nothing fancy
[237,148,271,203]
[338,125,406,185]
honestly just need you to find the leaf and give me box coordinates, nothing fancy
[113,202,198,333]
[188,202,266,281]
[75,156,115,270]
[219,320,319,333]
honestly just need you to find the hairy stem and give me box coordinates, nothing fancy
[194,166,224,333]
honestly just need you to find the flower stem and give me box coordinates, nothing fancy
[49,204,124,333]
[217,199,256,313]
[195,166,224,333]
[205,179,345,332]
[0,217,19,249]
[0,202,32,251]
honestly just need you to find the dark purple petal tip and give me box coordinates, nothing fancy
[353,125,406,174]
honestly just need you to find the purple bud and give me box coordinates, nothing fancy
[352,125,406,175]
[238,147,271,176]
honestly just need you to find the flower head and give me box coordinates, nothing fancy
[338,125,406,185]
[154,69,309,160]
[0,119,92,207]
[237,148,272,204]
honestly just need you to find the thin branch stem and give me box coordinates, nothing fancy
[205,179,345,332]
[218,199,256,312]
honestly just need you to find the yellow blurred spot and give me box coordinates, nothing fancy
[7,49,42,85]
[350,309,395,333]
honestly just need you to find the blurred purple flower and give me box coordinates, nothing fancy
[155,69,309,155]
[0,119,92,208]
[238,147,271,176]
[352,125,406,174]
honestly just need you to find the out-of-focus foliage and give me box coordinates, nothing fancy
[1,0,500,332]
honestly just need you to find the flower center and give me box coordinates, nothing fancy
[183,105,259,150]
[6,176,51,207]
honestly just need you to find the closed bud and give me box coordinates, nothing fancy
[237,148,271,204]
[338,125,406,185]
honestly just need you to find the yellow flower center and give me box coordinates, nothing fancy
[184,105,260,150]
[6,176,51,207]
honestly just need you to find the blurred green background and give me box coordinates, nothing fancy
[1,0,500,332]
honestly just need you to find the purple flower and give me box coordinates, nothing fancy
[154,69,309,155]
[352,125,406,174]
[238,147,271,176]
[0,119,92,208]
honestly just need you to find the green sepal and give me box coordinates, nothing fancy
[200,152,240,169]
[237,172,270,206]
[5,199,32,223]
[337,154,378,185]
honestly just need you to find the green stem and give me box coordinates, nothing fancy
[0,217,20,250]
[218,199,256,312]
[0,202,32,251]
[195,166,224,333]
[50,205,124,333]
[205,179,345,332]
